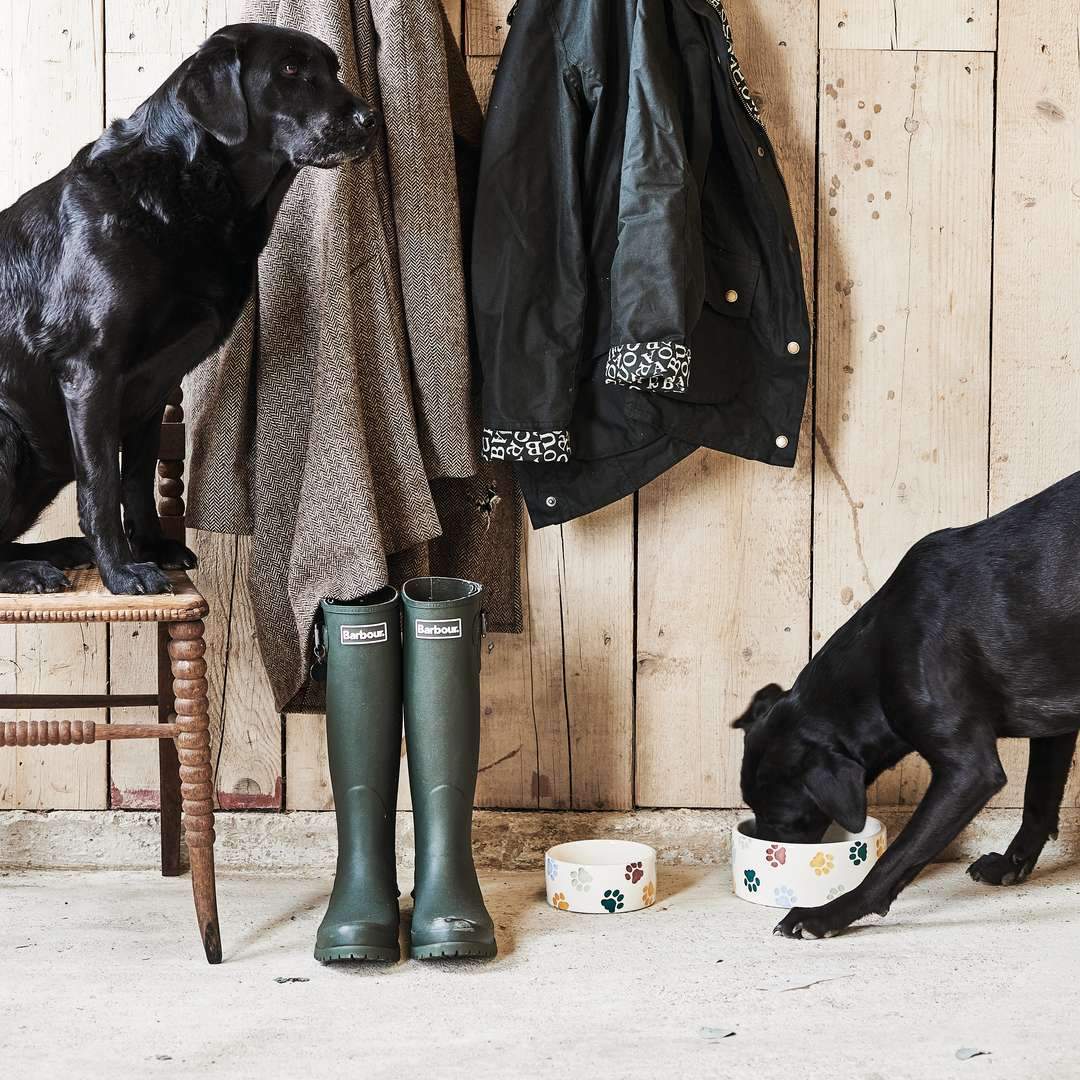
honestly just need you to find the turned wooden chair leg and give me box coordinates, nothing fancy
[158,623,182,877]
[169,619,222,964]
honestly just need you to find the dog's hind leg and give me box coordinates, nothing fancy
[968,732,1078,886]
[0,413,76,593]
[1,538,95,570]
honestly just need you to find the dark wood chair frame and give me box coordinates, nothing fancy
[0,387,221,963]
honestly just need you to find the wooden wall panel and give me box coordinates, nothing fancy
[636,0,818,808]
[0,2,108,810]
[5,0,1079,819]
[990,3,1080,807]
[820,2,996,51]
[814,50,994,805]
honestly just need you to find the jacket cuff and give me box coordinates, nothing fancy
[606,341,691,394]
[482,428,571,463]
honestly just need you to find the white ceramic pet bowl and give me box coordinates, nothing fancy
[545,839,658,914]
[731,817,887,909]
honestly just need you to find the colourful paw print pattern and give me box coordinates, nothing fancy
[810,852,835,877]
[765,845,787,868]
[743,869,761,893]
[849,841,868,866]
[551,891,570,911]
[546,856,558,881]
[642,881,656,907]
[875,834,887,859]
[601,889,625,913]
[570,866,592,892]
[773,885,797,908]
[826,884,846,901]
[625,861,645,884]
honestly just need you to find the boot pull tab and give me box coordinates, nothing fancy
[311,612,328,683]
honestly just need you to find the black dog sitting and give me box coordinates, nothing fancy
[736,470,1080,938]
[0,24,377,594]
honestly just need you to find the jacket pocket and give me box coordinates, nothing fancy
[703,247,760,319]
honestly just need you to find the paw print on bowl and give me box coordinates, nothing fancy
[743,869,761,893]
[810,852,835,877]
[826,884,846,902]
[625,861,644,884]
[550,891,570,911]
[570,866,592,892]
[849,841,869,866]
[642,881,656,907]
[765,845,787,868]
[773,885,797,908]
[601,889,625,913]
[546,856,558,881]
[875,834,887,859]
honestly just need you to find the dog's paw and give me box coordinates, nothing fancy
[967,851,1036,887]
[773,905,853,940]
[132,538,198,571]
[101,562,174,596]
[0,561,72,594]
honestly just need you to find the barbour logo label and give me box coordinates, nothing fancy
[340,623,388,646]
[415,618,463,640]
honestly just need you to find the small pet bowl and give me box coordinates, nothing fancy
[731,817,887,909]
[545,839,658,914]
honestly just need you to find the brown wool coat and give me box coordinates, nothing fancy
[187,0,521,713]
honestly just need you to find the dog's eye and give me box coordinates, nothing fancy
[281,62,300,78]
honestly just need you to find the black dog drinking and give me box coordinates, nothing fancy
[736,470,1080,938]
[0,24,377,595]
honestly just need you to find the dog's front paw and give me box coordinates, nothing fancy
[968,851,1036,887]
[773,903,855,940]
[101,562,174,596]
[131,537,198,571]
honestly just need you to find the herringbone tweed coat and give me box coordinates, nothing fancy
[187,0,522,713]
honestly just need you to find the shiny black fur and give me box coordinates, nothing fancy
[0,24,377,594]
[735,471,1080,938]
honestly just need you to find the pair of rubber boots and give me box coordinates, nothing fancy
[314,577,496,962]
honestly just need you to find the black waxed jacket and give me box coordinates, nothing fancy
[472,0,811,528]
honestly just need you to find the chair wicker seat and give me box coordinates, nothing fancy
[0,568,207,623]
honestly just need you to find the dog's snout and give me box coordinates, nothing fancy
[354,105,379,133]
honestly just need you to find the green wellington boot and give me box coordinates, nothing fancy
[402,577,497,960]
[314,588,403,963]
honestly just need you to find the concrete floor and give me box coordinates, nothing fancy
[3,863,1079,1079]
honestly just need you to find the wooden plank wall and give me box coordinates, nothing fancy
[2,0,1079,815]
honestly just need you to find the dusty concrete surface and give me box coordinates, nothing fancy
[3,863,1079,1079]
[5,807,1080,872]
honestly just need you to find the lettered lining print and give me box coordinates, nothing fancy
[482,428,572,463]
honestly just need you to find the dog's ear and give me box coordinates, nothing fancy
[177,37,249,146]
[803,752,867,834]
[733,683,784,730]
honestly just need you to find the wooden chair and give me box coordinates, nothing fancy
[0,387,221,964]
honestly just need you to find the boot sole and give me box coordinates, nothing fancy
[314,944,400,964]
[411,941,498,961]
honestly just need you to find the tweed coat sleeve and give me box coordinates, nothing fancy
[370,0,481,481]
[471,0,589,465]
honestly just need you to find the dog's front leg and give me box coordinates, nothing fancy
[59,376,173,595]
[776,749,1006,939]
[121,411,198,571]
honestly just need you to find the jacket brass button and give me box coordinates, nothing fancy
[725,289,739,303]
[545,496,557,509]
[757,146,766,158]
[787,341,801,355]
[775,435,790,450]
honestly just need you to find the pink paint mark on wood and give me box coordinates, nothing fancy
[110,782,160,810]
[216,776,283,811]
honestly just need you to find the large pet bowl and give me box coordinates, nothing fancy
[545,839,658,914]
[731,817,887,909]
